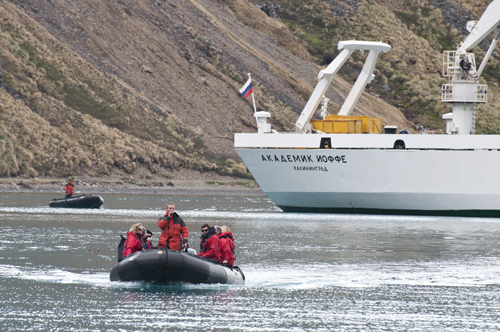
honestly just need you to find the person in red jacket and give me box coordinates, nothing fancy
[198,224,219,262]
[217,225,235,267]
[157,202,189,250]
[64,179,74,199]
[122,223,144,258]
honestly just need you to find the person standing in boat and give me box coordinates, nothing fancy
[217,225,235,267]
[198,224,219,262]
[157,202,189,251]
[122,223,144,258]
[64,178,74,199]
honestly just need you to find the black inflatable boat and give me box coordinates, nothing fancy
[110,249,245,285]
[49,194,104,208]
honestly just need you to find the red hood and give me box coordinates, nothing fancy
[218,231,234,240]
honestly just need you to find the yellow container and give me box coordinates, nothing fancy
[311,119,363,133]
[311,115,382,134]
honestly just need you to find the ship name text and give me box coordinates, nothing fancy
[293,166,329,172]
[260,154,347,163]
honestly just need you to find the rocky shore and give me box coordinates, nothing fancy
[0,174,265,197]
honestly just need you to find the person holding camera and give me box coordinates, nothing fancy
[157,202,189,251]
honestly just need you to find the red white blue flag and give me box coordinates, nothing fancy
[239,78,253,99]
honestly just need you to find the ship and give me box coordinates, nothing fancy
[234,1,500,217]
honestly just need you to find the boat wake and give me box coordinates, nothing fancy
[0,264,239,290]
[0,264,110,286]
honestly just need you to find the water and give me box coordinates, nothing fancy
[1,192,500,331]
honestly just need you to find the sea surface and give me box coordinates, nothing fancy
[1,192,500,331]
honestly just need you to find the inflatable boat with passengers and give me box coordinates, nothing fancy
[109,248,245,285]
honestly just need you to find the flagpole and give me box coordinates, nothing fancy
[248,73,257,113]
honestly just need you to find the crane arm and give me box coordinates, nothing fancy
[294,41,390,133]
[461,0,500,52]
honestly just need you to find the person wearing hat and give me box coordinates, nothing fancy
[122,223,144,258]
[64,178,74,199]
[143,229,156,249]
[157,202,189,251]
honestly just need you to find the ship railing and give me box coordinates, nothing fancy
[442,51,477,79]
[441,84,487,103]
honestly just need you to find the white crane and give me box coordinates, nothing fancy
[294,41,390,133]
[442,0,500,135]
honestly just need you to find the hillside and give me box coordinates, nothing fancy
[0,0,499,179]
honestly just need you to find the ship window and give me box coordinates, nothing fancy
[393,139,406,149]
[320,137,331,149]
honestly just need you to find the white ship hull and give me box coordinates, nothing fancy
[234,9,500,217]
[235,133,500,217]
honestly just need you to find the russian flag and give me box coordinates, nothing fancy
[239,78,253,99]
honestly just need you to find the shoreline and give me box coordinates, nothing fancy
[0,177,265,197]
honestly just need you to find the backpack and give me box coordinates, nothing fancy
[117,235,126,262]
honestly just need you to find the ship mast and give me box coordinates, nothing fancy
[442,0,500,135]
